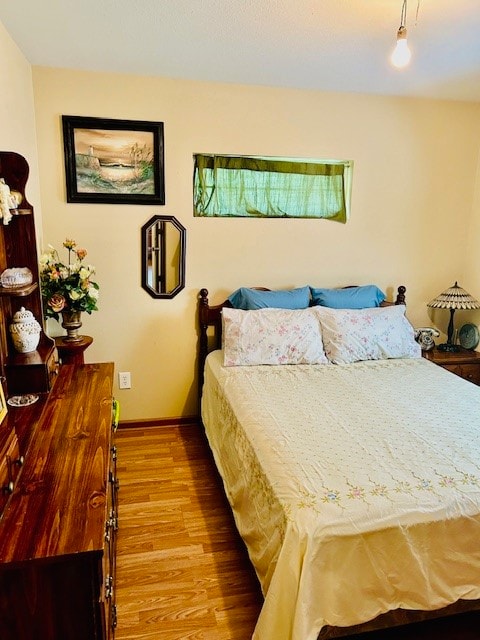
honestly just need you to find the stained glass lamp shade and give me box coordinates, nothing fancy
[427,282,480,352]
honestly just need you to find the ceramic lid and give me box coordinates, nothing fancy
[12,306,35,323]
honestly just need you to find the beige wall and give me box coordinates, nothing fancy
[463,147,480,329]
[1,15,479,422]
[25,66,480,420]
[0,21,42,237]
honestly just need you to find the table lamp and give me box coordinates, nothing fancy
[427,282,480,352]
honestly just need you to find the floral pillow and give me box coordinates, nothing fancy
[222,307,329,366]
[314,304,421,364]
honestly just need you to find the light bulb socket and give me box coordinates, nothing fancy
[397,25,408,40]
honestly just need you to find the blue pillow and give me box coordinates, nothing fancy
[310,285,386,309]
[228,286,310,310]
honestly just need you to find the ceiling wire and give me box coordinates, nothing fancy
[415,0,421,26]
[400,0,407,27]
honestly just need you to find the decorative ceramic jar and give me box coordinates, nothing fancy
[9,307,41,353]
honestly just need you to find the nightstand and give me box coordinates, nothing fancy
[423,347,480,385]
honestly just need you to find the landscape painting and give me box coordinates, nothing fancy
[62,116,165,204]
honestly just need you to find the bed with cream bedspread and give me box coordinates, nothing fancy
[201,350,480,640]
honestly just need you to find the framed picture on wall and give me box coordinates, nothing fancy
[62,115,165,205]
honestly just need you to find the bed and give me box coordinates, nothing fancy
[197,285,480,640]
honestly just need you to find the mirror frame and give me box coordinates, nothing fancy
[141,215,186,299]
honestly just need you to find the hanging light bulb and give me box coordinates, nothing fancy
[391,25,411,68]
[390,0,412,69]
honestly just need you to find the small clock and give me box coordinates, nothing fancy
[459,323,480,350]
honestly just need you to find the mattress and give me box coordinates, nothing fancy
[201,350,480,640]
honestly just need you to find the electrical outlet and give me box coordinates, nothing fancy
[118,371,131,389]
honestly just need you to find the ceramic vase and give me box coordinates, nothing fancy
[9,307,41,353]
[61,310,82,342]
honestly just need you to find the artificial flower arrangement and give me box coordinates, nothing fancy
[39,239,100,321]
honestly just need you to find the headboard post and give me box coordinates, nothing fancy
[198,288,210,395]
[395,286,406,305]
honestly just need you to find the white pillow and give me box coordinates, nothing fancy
[314,304,421,364]
[222,307,329,366]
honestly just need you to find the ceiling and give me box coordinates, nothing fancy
[1,0,480,102]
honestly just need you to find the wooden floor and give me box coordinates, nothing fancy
[115,424,480,640]
[115,425,263,640]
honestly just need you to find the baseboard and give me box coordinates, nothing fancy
[118,415,200,429]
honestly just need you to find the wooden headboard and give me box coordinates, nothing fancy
[197,285,406,398]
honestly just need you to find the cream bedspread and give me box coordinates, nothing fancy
[201,351,480,640]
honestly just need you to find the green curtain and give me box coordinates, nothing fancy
[194,154,349,222]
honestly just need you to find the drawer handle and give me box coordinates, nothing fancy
[105,575,113,600]
[105,509,118,542]
[110,474,120,492]
[111,604,118,629]
[109,507,119,532]
[2,481,14,495]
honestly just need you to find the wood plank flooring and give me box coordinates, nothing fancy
[115,425,262,640]
[115,425,480,640]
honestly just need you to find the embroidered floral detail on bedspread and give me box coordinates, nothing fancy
[201,350,480,640]
[203,353,480,535]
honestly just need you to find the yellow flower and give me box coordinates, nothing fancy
[79,266,92,280]
[69,290,85,301]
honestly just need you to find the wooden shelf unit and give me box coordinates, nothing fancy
[0,283,38,297]
[0,151,57,396]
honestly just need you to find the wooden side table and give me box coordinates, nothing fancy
[423,346,480,385]
[54,335,93,366]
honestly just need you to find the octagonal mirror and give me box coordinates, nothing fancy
[141,215,186,298]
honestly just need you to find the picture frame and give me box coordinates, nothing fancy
[0,383,7,425]
[62,115,165,205]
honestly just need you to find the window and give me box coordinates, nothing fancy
[193,154,352,222]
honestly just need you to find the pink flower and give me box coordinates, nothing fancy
[48,293,66,313]
[76,248,87,260]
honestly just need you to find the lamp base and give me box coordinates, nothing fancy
[437,342,460,353]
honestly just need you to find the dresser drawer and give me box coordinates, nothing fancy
[0,430,22,517]
[46,347,60,389]
[443,363,480,385]
[0,454,11,515]
[6,344,59,395]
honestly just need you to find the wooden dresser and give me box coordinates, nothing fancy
[0,362,118,640]
[423,347,480,385]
